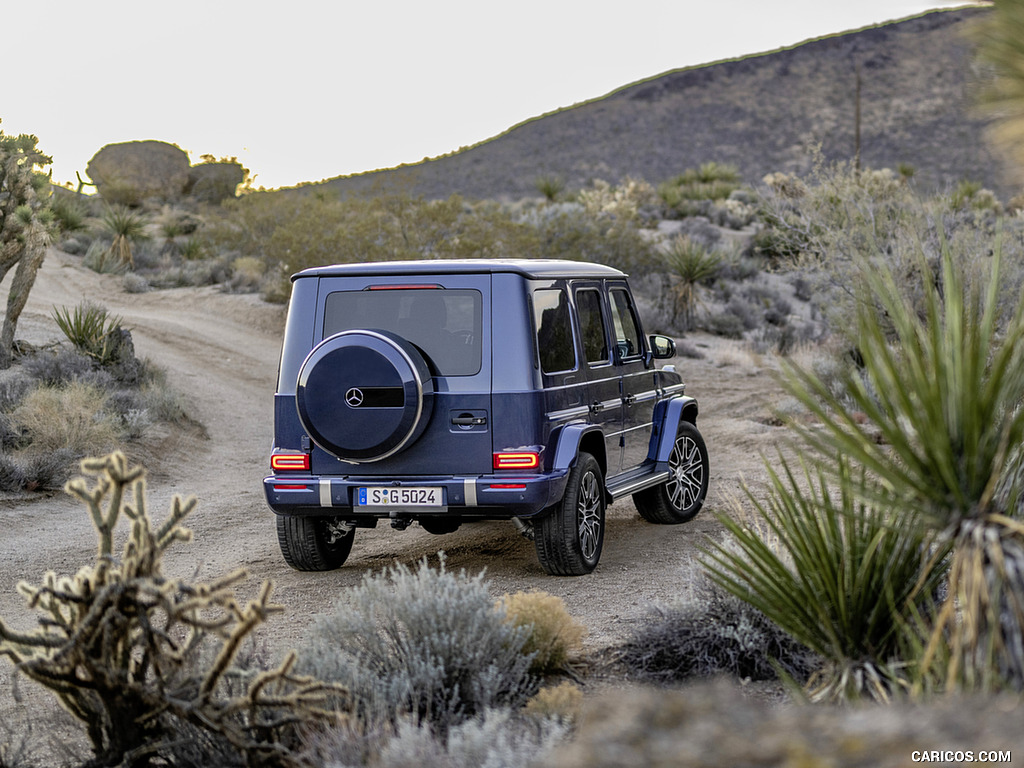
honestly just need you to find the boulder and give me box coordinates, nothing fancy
[186,161,246,203]
[86,141,191,205]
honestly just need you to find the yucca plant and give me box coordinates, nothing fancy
[664,236,721,330]
[52,302,125,366]
[973,0,1024,174]
[99,205,148,268]
[702,456,948,702]
[779,240,1024,693]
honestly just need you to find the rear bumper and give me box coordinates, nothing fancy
[264,471,569,519]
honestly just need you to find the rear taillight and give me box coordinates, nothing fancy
[493,452,540,471]
[271,453,310,472]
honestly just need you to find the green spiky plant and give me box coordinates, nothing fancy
[0,124,56,368]
[664,236,721,331]
[100,205,148,268]
[778,241,1024,693]
[974,0,1024,177]
[0,452,344,767]
[51,301,126,366]
[702,457,949,702]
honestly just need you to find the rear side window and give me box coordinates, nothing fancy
[323,288,482,375]
[533,288,576,374]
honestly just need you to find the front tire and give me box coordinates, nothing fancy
[276,515,355,571]
[633,421,709,524]
[535,452,605,575]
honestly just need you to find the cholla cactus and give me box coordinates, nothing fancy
[0,124,56,368]
[0,452,344,767]
[578,177,657,221]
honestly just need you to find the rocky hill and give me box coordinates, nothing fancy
[312,7,1012,201]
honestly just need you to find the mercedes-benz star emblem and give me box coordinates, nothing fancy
[345,387,365,407]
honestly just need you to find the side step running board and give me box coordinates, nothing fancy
[607,470,670,502]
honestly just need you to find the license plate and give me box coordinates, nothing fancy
[357,487,444,507]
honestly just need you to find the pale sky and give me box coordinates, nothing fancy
[6,1,982,190]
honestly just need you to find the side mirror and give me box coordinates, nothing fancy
[649,334,676,359]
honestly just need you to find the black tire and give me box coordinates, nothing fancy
[535,452,605,576]
[276,515,355,571]
[633,421,709,524]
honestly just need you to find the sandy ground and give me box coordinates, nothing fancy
[0,248,791,756]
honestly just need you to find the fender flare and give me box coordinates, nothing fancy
[651,396,699,465]
[551,422,606,473]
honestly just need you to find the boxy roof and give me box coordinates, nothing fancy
[292,259,627,281]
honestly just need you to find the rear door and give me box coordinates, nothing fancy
[310,273,492,476]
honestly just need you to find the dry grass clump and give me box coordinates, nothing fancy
[524,681,583,723]
[10,381,119,456]
[499,590,586,674]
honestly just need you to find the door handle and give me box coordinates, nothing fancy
[451,415,487,426]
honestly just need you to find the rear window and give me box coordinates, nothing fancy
[323,288,482,376]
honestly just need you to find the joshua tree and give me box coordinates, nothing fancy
[0,124,56,368]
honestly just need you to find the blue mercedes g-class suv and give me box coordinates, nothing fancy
[264,259,708,575]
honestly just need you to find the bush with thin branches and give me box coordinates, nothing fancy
[0,452,343,767]
[299,556,538,736]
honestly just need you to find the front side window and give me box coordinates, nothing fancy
[533,288,576,374]
[609,288,642,361]
[323,288,481,375]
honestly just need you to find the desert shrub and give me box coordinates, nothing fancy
[620,575,819,684]
[121,272,149,293]
[499,591,586,674]
[524,681,583,723]
[49,194,86,233]
[528,204,658,274]
[299,556,538,735]
[18,446,78,491]
[710,197,757,229]
[10,382,118,456]
[20,347,97,387]
[0,374,30,412]
[702,457,949,702]
[577,177,659,223]
[705,312,746,339]
[0,453,25,492]
[535,175,566,202]
[658,163,742,218]
[0,453,342,767]
[179,237,204,260]
[380,710,565,768]
[224,255,265,293]
[309,709,566,768]
[718,254,761,282]
[82,240,126,275]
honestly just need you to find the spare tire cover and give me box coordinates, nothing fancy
[296,329,434,462]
